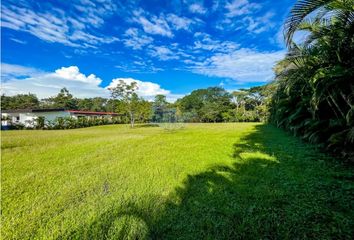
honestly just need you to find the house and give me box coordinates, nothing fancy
[1,108,119,128]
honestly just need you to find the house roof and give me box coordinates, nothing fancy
[2,108,120,116]
[66,110,119,116]
[2,108,65,113]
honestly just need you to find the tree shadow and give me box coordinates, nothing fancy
[134,123,160,128]
[59,125,353,239]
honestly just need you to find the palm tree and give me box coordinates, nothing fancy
[271,0,354,161]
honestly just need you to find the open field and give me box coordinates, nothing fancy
[1,123,353,239]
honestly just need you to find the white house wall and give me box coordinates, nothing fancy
[34,111,71,122]
[19,113,37,127]
[19,112,71,127]
[2,111,114,127]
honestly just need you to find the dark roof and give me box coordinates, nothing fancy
[66,110,120,116]
[2,108,65,113]
[1,108,121,116]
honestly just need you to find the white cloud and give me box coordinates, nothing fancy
[189,48,285,82]
[1,64,178,100]
[127,10,198,41]
[115,61,163,73]
[214,0,266,32]
[107,78,170,99]
[189,3,207,14]
[225,0,260,17]
[148,46,179,61]
[271,27,285,47]
[217,8,275,34]
[1,65,107,98]
[74,0,117,28]
[10,38,27,44]
[132,10,173,38]
[1,1,118,48]
[166,14,193,31]
[123,28,154,50]
[54,66,102,85]
[1,63,43,81]
[242,11,275,34]
[192,32,240,52]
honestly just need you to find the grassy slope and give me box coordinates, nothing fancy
[1,123,353,239]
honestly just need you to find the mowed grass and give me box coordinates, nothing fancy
[1,123,353,239]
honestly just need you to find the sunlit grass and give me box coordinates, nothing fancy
[1,123,353,239]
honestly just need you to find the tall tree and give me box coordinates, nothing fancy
[108,80,139,128]
[136,99,153,123]
[232,90,248,118]
[178,87,232,122]
[152,94,168,122]
[43,88,77,109]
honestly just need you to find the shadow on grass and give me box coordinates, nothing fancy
[134,123,160,128]
[61,124,353,240]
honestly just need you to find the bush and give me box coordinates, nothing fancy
[35,116,45,130]
[22,117,125,130]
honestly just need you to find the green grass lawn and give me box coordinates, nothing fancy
[1,123,353,239]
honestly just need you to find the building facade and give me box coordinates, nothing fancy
[1,109,118,128]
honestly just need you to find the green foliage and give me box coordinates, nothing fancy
[109,80,145,128]
[2,124,353,239]
[173,85,274,123]
[152,94,170,122]
[42,88,77,109]
[16,116,122,130]
[76,97,109,112]
[2,85,274,125]
[178,87,230,122]
[1,93,39,110]
[270,0,354,161]
[35,116,45,130]
[1,90,113,113]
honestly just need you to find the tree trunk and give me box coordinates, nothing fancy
[328,90,346,120]
[129,111,135,128]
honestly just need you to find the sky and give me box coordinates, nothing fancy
[1,0,295,101]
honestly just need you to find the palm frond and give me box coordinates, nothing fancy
[285,0,334,46]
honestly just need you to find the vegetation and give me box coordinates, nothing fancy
[2,85,273,125]
[151,94,176,123]
[232,84,276,122]
[42,88,78,109]
[175,86,273,123]
[37,116,123,130]
[2,116,126,131]
[270,0,354,161]
[2,123,353,239]
[2,1,353,239]
[109,80,153,127]
[1,93,39,110]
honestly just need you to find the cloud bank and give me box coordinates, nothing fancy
[1,64,177,100]
[189,49,285,82]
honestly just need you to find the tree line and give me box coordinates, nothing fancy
[1,82,274,125]
[270,0,353,161]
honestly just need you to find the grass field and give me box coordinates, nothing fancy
[1,123,353,239]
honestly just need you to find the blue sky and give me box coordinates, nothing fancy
[1,0,295,101]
